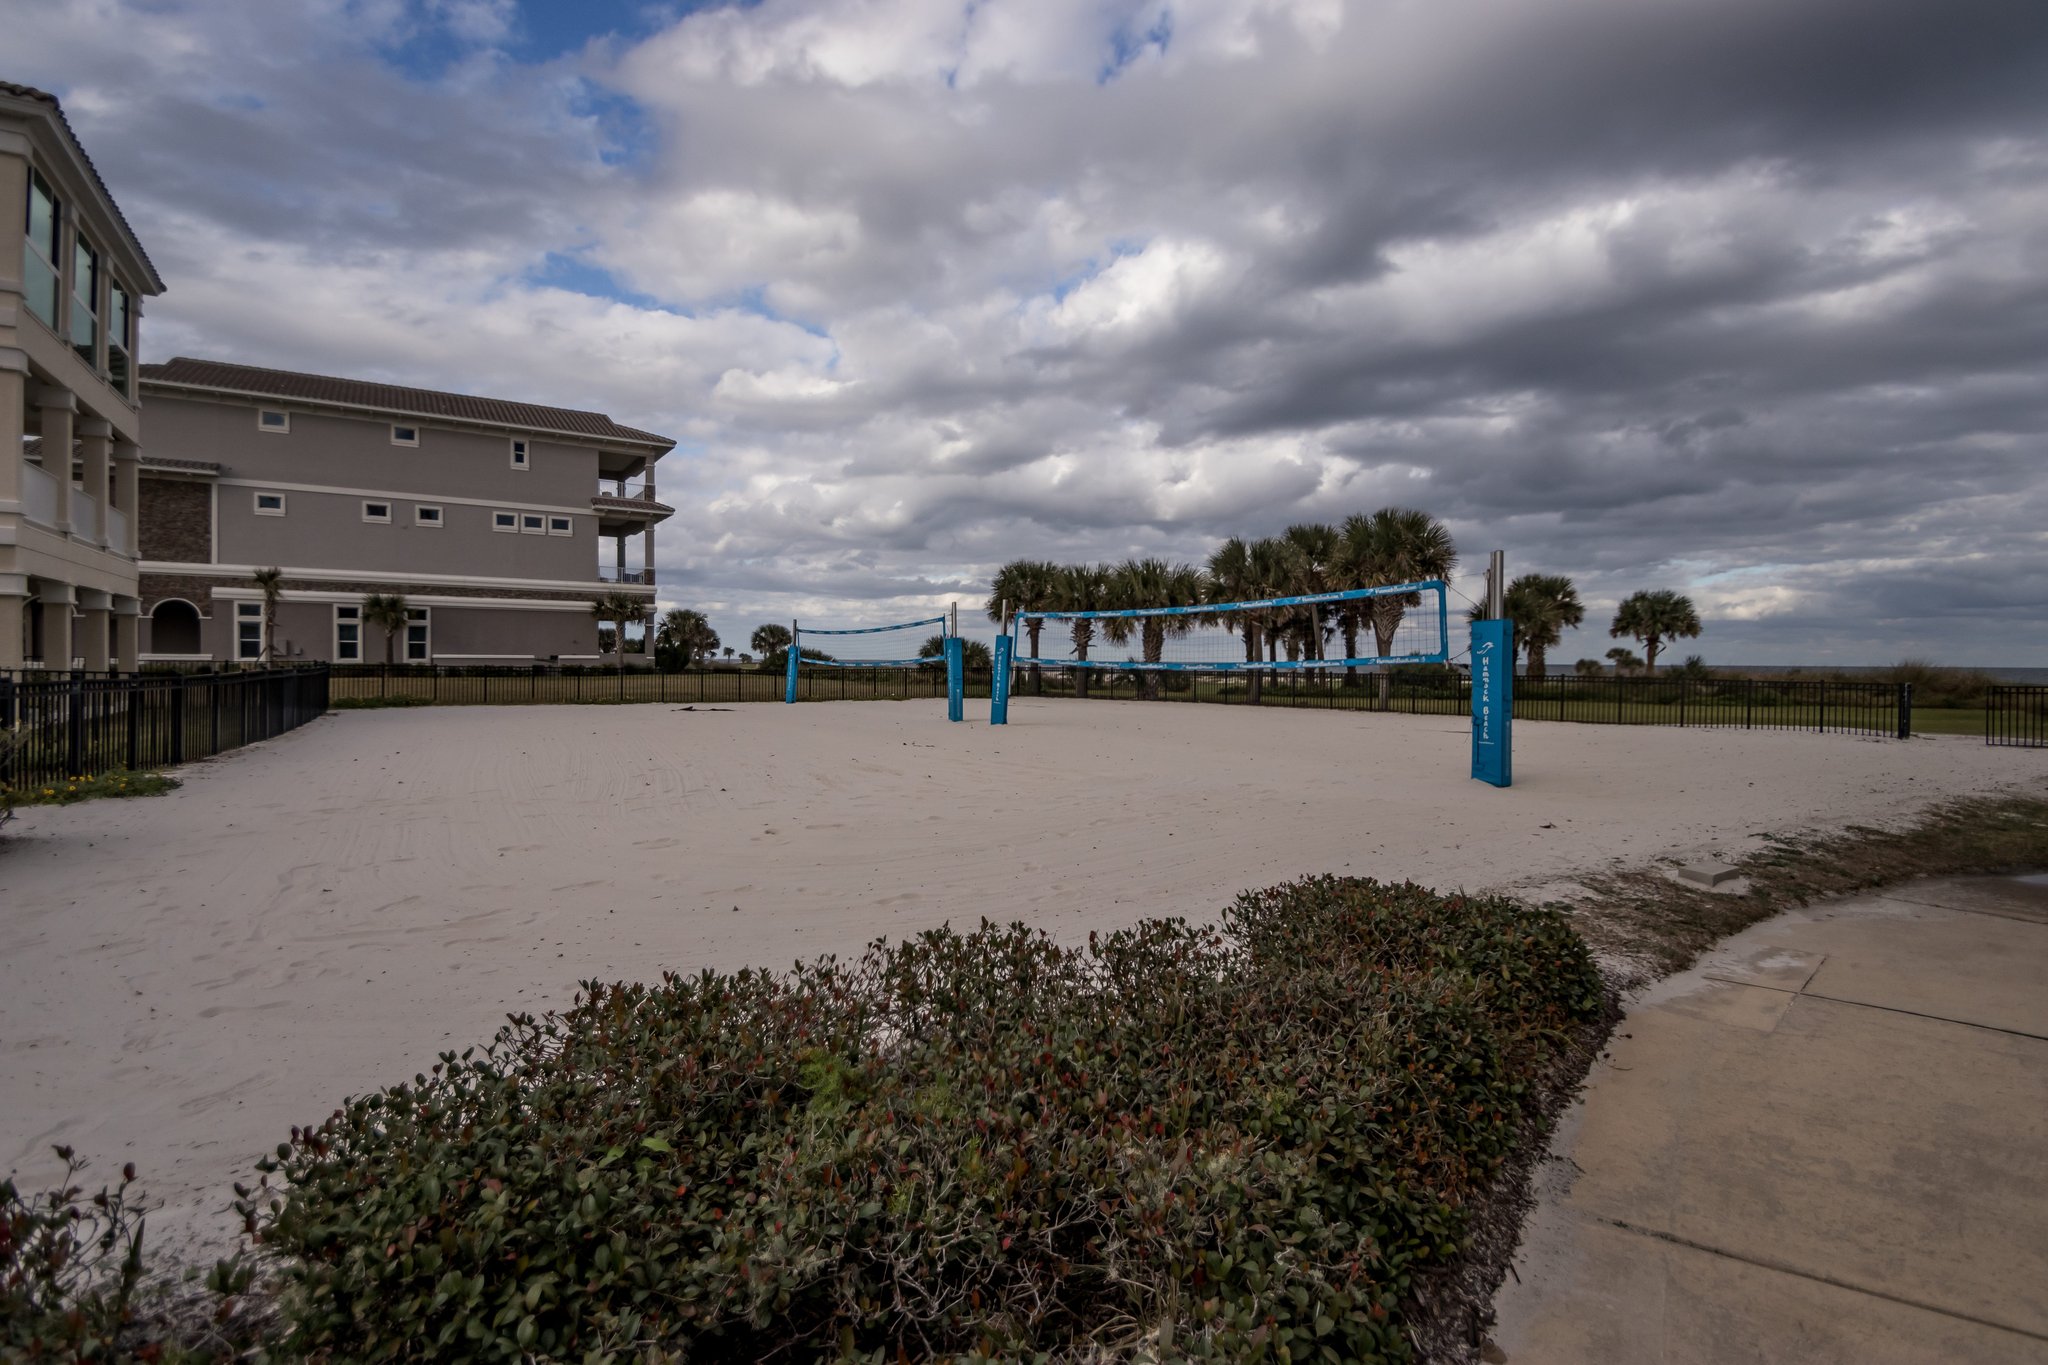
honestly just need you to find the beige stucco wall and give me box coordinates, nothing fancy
[143,394,605,582]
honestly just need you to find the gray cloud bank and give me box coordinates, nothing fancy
[14,0,2048,663]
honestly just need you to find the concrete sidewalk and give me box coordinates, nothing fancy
[1490,876,2048,1364]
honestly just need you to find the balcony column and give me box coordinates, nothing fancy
[113,596,141,672]
[0,350,25,514]
[642,523,654,584]
[0,574,26,670]
[615,532,626,580]
[78,415,113,547]
[113,439,141,557]
[40,581,74,670]
[76,588,111,671]
[35,386,76,534]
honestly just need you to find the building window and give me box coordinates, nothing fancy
[23,169,61,330]
[391,424,420,446]
[363,501,392,523]
[520,513,545,534]
[492,510,518,532]
[510,439,529,469]
[254,492,286,515]
[335,604,361,662]
[258,409,290,433]
[547,515,573,536]
[108,282,133,393]
[237,601,264,661]
[404,607,430,662]
[71,235,101,368]
[414,505,443,527]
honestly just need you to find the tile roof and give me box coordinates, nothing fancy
[140,358,675,449]
[0,80,163,292]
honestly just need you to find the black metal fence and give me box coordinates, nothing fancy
[0,666,331,788]
[315,662,1913,737]
[1012,668,1912,738]
[325,663,980,706]
[1986,686,2048,748]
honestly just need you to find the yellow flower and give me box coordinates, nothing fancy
[43,789,55,796]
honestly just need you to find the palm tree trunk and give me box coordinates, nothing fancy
[1140,621,1164,701]
[1374,607,1399,709]
[1645,638,1661,676]
[1527,640,1548,679]
[1027,620,1044,695]
[1342,611,1359,687]
[1245,622,1263,704]
[1073,622,1093,699]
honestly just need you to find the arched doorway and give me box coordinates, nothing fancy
[149,599,203,655]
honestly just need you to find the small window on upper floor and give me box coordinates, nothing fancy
[415,505,443,527]
[258,409,290,433]
[363,501,393,523]
[547,515,573,536]
[254,492,286,516]
[492,510,518,532]
[520,513,546,535]
[391,424,420,446]
[510,439,530,470]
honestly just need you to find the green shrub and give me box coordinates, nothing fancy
[248,879,1601,1363]
[2,1149,151,1360]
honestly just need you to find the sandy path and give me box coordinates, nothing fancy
[2,699,2040,1259]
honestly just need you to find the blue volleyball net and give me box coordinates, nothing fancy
[1010,581,1450,675]
[784,612,966,718]
[790,615,946,668]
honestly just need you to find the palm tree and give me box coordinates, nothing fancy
[1206,537,1267,703]
[987,559,1060,695]
[593,592,651,668]
[251,567,284,663]
[1057,563,1109,699]
[1609,589,1702,677]
[1246,537,1292,695]
[655,607,720,670]
[361,593,409,666]
[1605,646,1643,675]
[1101,558,1204,701]
[1344,507,1458,706]
[1279,523,1338,681]
[1501,573,1584,678]
[1575,658,1604,678]
[750,623,792,665]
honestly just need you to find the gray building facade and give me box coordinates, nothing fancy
[136,359,673,664]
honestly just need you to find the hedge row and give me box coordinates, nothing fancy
[244,878,1601,1363]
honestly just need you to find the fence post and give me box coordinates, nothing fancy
[66,674,85,777]
[1745,678,1753,730]
[1678,679,1687,729]
[127,678,141,769]
[210,674,221,755]
[1897,682,1913,740]
[1818,686,1827,735]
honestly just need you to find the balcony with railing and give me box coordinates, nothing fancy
[106,503,130,555]
[597,567,656,586]
[21,461,59,528]
[592,483,675,533]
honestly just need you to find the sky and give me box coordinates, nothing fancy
[11,0,2048,664]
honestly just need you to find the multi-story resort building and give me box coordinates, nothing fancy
[136,359,674,664]
[2,81,164,669]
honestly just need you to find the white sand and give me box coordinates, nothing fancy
[2,699,2041,1259]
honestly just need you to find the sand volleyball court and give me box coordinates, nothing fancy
[1,699,2039,1258]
